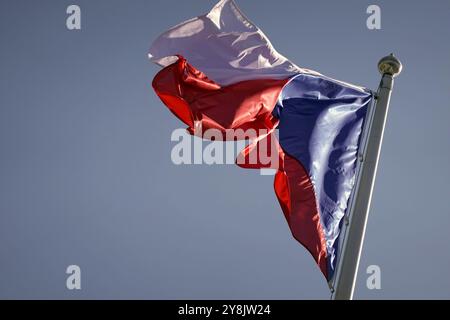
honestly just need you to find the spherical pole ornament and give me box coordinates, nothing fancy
[378,53,403,77]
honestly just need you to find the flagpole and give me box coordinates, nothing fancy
[331,54,403,300]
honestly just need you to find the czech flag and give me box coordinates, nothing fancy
[149,0,373,282]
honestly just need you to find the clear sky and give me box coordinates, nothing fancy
[1,0,449,299]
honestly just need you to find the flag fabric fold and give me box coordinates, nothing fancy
[149,0,373,281]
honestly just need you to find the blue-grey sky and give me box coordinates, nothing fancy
[1,0,449,299]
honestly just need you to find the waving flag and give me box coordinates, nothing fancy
[149,0,373,281]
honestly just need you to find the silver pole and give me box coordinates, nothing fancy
[332,54,403,300]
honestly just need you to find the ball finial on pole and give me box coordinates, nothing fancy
[378,53,403,77]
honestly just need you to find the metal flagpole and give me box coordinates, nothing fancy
[331,54,403,300]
